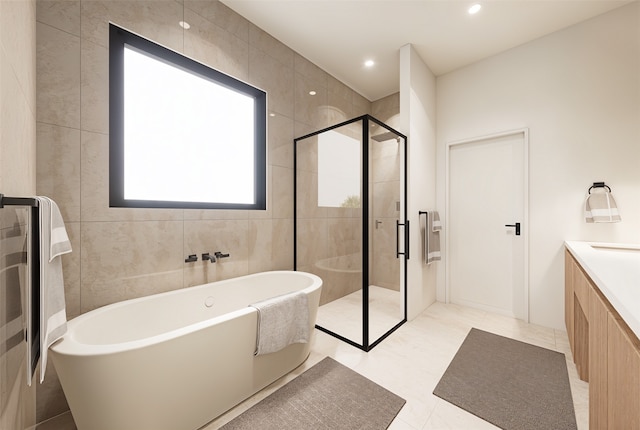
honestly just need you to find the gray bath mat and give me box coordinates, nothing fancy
[433,328,577,430]
[220,357,405,429]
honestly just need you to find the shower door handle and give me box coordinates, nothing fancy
[396,220,410,260]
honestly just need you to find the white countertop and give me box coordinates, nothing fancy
[565,241,640,339]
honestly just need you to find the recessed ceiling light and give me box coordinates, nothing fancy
[309,90,317,96]
[179,21,191,29]
[468,4,481,14]
[364,59,375,68]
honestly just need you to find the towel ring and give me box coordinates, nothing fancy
[588,182,611,194]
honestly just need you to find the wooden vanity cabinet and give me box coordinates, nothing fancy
[565,248,640,429]
[565,251,575,355]
[607,314,640,429]
[567,250,589,381]
[589,287,609,429]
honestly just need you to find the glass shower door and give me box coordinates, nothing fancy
[368,118,406,347]
[294,115,407,351]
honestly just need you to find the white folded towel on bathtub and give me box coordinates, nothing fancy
[250,291,309,356]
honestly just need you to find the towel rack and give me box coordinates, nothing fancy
[588,182,611,194]
[0,192,40,383]
[422,211,429,266]
[0,193,39,208]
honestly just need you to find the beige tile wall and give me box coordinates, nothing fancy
[35,0,374,424]
[1,0,37,427]
[295,95,402,306]
[295,119,362,305]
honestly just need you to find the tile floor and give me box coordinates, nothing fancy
[315,285,403,345]
[37,302,588,430]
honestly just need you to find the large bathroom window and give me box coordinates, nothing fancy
[109,24,267,210]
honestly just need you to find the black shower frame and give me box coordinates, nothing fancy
[293,114,408,352]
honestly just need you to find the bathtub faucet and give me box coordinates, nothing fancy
[202,252,216,263]
[214,251,230,260]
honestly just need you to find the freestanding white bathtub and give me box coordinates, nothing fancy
[50,271,322,430]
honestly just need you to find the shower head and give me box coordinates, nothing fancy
[371,131,399,142]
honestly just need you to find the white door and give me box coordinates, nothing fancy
[447,129,528,320]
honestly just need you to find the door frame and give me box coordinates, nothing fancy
[445,128,530,322]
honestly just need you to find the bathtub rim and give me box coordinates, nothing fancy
[314,253,362,274]
[50,270,322,357]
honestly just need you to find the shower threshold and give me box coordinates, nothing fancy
[315,285,403,347]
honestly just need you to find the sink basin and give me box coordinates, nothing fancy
[590,244,640,253]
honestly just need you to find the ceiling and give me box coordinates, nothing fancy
[221,0,632,101]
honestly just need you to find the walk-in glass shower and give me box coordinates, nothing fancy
[294,115,408,351]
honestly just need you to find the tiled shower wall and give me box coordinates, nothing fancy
[34,0,399,424]
[371,94,401,289]
[296,94,400,305]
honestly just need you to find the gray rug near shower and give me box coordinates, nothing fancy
[433,328,577,430]
[219,357,405,430]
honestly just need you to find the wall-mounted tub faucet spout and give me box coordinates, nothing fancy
[202,253,216,263]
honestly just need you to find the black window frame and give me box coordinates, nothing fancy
[109,23,267,210]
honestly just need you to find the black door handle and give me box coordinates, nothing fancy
[396,219,410,259]
[505,222,521,235]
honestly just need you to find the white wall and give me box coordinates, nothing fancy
[436,2,640,329]
[400,44,438,320]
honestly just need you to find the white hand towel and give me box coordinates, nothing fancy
[585,190,621,223]
[250,291,309,356]
[36,196,71,383]
[426,211,442,264]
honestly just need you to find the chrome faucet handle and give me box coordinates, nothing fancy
[214,251,230,259]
